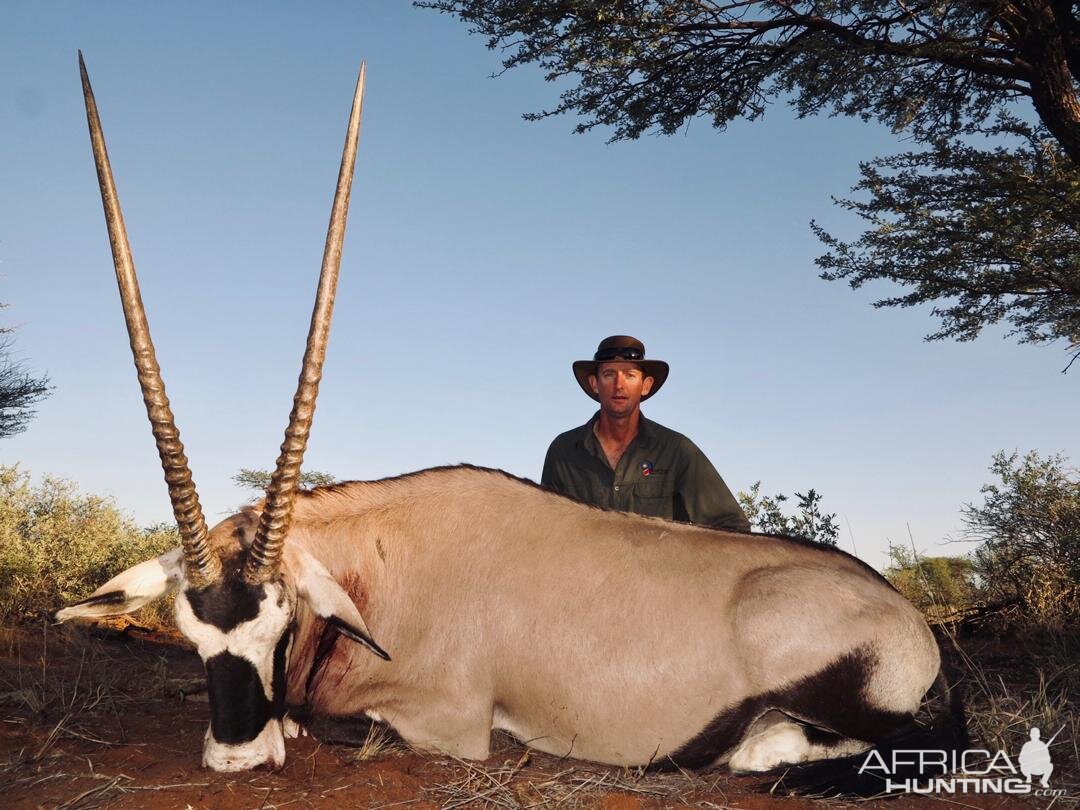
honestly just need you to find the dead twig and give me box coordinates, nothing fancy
[55,774,130,810]
[121,781,212,791]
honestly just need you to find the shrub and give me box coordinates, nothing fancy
[964,451,1080,630]
[737,482,840,545]
[883,545,978,622]
[0,465,179,624]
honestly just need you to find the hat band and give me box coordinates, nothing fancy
[594,346,644,362]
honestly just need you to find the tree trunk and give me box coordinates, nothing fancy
[1022,0,1080,164]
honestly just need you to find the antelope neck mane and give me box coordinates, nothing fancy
[289,464,526,522]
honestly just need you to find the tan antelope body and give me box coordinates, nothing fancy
[58,55,961,787]
[219,466,941,769]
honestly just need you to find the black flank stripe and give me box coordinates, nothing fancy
[659,648,912,771]
[656,694,765,771]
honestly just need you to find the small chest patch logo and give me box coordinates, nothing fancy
[640,461,654,477]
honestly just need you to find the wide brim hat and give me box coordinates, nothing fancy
[572,335,669,402]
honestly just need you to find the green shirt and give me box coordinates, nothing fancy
[541,413,751,532]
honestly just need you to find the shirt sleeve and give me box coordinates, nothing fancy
[541,441,565,493]
[676,439,751,532]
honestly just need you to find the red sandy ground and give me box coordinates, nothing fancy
[0,625,1056,810]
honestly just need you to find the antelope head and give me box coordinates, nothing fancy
[55,54,388,772]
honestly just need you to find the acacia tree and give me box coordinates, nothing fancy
[813,118,1080,367]
[1,305,51,438]
[422,0,1080,366]
[233,468,338,491]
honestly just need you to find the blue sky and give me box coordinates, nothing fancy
[2,2,1075,569]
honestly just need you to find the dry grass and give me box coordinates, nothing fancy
[350,721,409,763]
[940,626,1079,793]
[421,749,718,810]
[0,624,199,791]
[2,621,1074,808]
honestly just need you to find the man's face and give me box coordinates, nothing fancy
[589,362,654,419]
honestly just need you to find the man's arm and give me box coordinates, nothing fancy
[541,442,566,493]
[677,440,751,532]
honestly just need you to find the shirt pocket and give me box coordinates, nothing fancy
[634,478,674,499]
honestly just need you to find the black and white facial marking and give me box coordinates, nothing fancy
[57,543,388,772]
[174,577,295,772]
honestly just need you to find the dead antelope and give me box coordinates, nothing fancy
[58,54,964,787]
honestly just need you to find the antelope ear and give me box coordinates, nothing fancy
[54,548,184,622]
[287,547,390,661]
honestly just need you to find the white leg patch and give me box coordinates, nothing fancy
[729,720,871,773]
[283,715,307,739]
[729,721,811,772]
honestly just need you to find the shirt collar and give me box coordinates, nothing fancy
[576,411,655,451]
[577,411,602,455]
[636,414,657,448]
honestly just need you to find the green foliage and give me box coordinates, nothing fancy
[884,545,977,622]
[737,482,839,545]
[421,0,1066,148]
[0,465,179,623]
[886,450,1079,631]
[232,468,338,492]
[422,0,1080,364]
[1,304,52,438]
[964,450,1080,629]
[814,118,1080,366]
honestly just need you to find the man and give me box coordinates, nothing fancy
[542,335,750,532]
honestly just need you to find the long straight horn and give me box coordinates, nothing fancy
[79,52,221,586]
[243,62,367,585]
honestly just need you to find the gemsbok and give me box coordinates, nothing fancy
[58,54,965,789]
